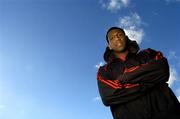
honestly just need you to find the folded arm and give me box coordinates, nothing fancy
[97,48,170,106]
[97,66,143,106]
[118,58,170,85]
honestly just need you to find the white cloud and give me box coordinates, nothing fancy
[175,88,180,102]
[175,88,180,96]
[168,50,180,66]
[93,96,101,101]
[121,0,129,5]
[168,51,178,60]
[94,62,104,69]
[100,0,130,12]
[168,67,178,87]
[117,13,144,44]
[177,96,180,102]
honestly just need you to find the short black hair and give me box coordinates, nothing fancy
[106,27,125,43]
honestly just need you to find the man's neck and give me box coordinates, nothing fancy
[114,50,129,61]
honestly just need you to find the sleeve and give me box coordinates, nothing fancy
[118,58,169,85]
[97,66,144,106]
[118,48,169,85]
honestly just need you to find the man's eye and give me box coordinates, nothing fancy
[110,37,114,41]
[118,33,123,37]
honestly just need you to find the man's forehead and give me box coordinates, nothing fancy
[109,29,124,35]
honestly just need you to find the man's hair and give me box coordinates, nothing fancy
[106,27,126,44]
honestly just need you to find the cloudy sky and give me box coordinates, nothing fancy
[0,0,180,119]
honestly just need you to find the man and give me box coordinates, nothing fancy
[97,27,180,119]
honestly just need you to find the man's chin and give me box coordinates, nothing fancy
[114,47,126,53]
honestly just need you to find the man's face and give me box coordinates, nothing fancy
[107,29,127,52]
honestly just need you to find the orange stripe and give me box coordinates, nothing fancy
[124,66,140,73]
[97,69,139,89]
[98,75,139,89]
[124,62,149,73]
[97,75,121,89]
[124,83,139,86]
[124,83,139,88]
[114,80,119,83]
[97,70,122,87]
[107,80,122,87]
[100,79,120,89]
[155,52,163,60]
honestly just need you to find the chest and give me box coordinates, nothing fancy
[106,54,147,79]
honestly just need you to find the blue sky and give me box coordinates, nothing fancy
[0,0,180,119]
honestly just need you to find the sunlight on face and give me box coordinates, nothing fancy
[108,29,127,52]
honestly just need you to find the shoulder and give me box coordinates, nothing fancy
[97,63,112,80]
[97,64,107,74]
[139,48,157,54]
[140,48,163,55]
[138,48,164,62]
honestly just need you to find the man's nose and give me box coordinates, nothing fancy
[113,37,119,42]
[114,37,121,41]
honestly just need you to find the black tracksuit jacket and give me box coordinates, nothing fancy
[97,43,180,119]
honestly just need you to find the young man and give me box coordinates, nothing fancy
[97,27,180,119]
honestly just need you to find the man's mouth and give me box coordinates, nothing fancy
[116,42,122,47]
